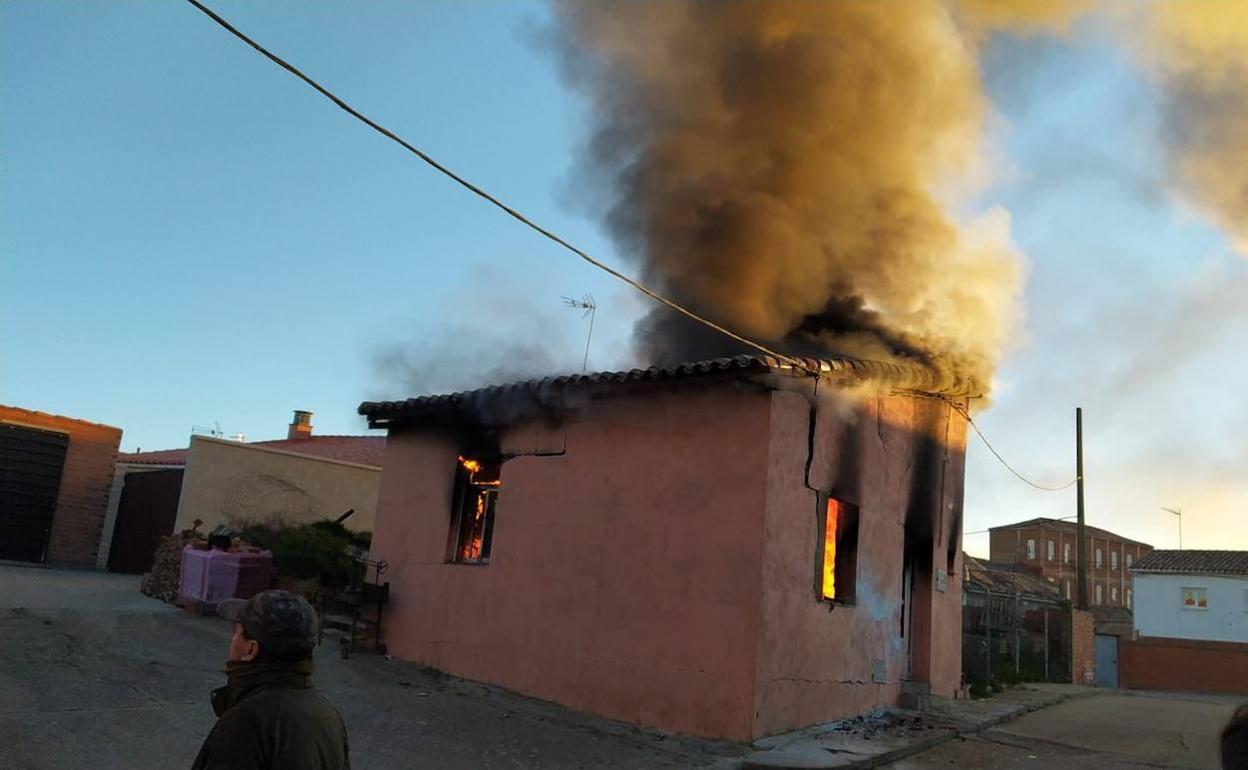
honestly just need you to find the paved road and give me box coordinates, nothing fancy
[889,690,1241,770]
[0,565,742,770]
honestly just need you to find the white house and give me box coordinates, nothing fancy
[1132,550,1248,643]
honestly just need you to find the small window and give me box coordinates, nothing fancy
[1182,586,1208,610]
[448,455,501,565]
[1096,548,1103,568]
[1127,588,1133,609]
[1064,580,1071,600]
[1064,543,1071,563]
[1111,551,1119,570]
[1096,584,1103,605]
[1027,539,1036,560]
[1047,540,1055,562]
[1111,586,1119,603]
[1126,553,1133,568]
[818,496,859,604]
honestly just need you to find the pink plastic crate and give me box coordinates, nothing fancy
[222,551,274,600]
[179,547,274,608]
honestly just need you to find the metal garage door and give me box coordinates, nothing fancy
[1095,633,1119,688]
[0,423,69,563]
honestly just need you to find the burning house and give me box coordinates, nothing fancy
[359,354,971,740]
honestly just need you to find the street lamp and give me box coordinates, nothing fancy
[1160,507,1182,550]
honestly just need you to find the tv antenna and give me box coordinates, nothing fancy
[562,293,597,373]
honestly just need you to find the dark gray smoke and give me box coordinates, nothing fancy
[554,0,1024,391]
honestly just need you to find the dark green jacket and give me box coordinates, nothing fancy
[192,660,350,770]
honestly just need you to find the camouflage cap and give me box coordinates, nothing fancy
[217,590,318,661]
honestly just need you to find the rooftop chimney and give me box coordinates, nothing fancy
[288,410,313,441]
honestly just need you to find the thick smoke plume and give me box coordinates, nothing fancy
[1138,1,1248,254]
[555,1,1025,393]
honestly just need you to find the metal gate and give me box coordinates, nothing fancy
[0,423,69,563]
[1095,633,1119,688]
[107,469,185,573]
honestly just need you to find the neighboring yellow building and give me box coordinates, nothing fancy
[172,434,382,534]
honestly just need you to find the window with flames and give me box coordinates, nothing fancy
[818,496,859,604]
[448,455,501,565]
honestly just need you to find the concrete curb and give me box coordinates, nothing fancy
[738,688,1102,769]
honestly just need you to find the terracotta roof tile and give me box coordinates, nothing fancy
[987,517,1153,548]
[359,354,972,427]
[1133,550,1248,576]
[119,435,385,468]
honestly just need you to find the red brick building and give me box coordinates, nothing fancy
[0,405,122,566]
[988,517,1152,612]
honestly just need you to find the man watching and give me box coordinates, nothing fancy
[193,590,350,770]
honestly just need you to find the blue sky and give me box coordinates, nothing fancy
[3,3,1244,551]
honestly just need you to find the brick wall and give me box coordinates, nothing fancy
[1120,637,1248,694]
[0,406,122,566]
[989,524,1152,610]
[1071,609,1096,685]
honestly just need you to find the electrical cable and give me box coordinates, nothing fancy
[183,0,816,375]
[947,400,1079,492]
[184,0,1081,499]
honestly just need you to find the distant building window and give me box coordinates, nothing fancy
[1111,586,1119,603]
[1027,539,1036,560]
[1126,553,1133,568]
[1064,580,1071,600]
[448,455,500,565]
[1111,551,1119,570]
[1127,589,1133,609]
[819,496,859,604]
[1182,586,1208,610]
[1048,540,1055,562]
[1096,548,1103,568]
[1064,543,1071,563]
[1096,584,1103,605]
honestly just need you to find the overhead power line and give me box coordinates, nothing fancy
[183,1,1077,497]
[183,0,813,374]
[947,400,1079,492]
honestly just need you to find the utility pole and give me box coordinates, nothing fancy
[1076,408,1088,611]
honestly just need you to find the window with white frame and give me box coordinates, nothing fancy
[1048,540,1055,561]
[1111,586,1118,603]
[1064,543,1071,563]
[1182,586,1208,610]
[1096,548,1103,568]
[1127,588,1133,609]
[1126,553,1133,568]
[1096,584,1103,605]
[1027,539,1036,560]
[1111,551,1119,570]
[1064,580,1071,600]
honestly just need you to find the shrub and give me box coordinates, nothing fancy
[240,520,365,588]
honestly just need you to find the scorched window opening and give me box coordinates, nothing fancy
[449,454,501,565]
[818,495,859,605]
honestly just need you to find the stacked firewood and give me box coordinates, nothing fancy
[141,523,205,604]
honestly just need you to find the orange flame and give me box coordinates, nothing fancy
[822,499,839,601]
[458,455,500,486]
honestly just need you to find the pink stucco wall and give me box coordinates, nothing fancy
[752,389,967,737]
[370,384,773,740]
[370,379,968,741]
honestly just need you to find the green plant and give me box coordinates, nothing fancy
[241,520,365,588]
